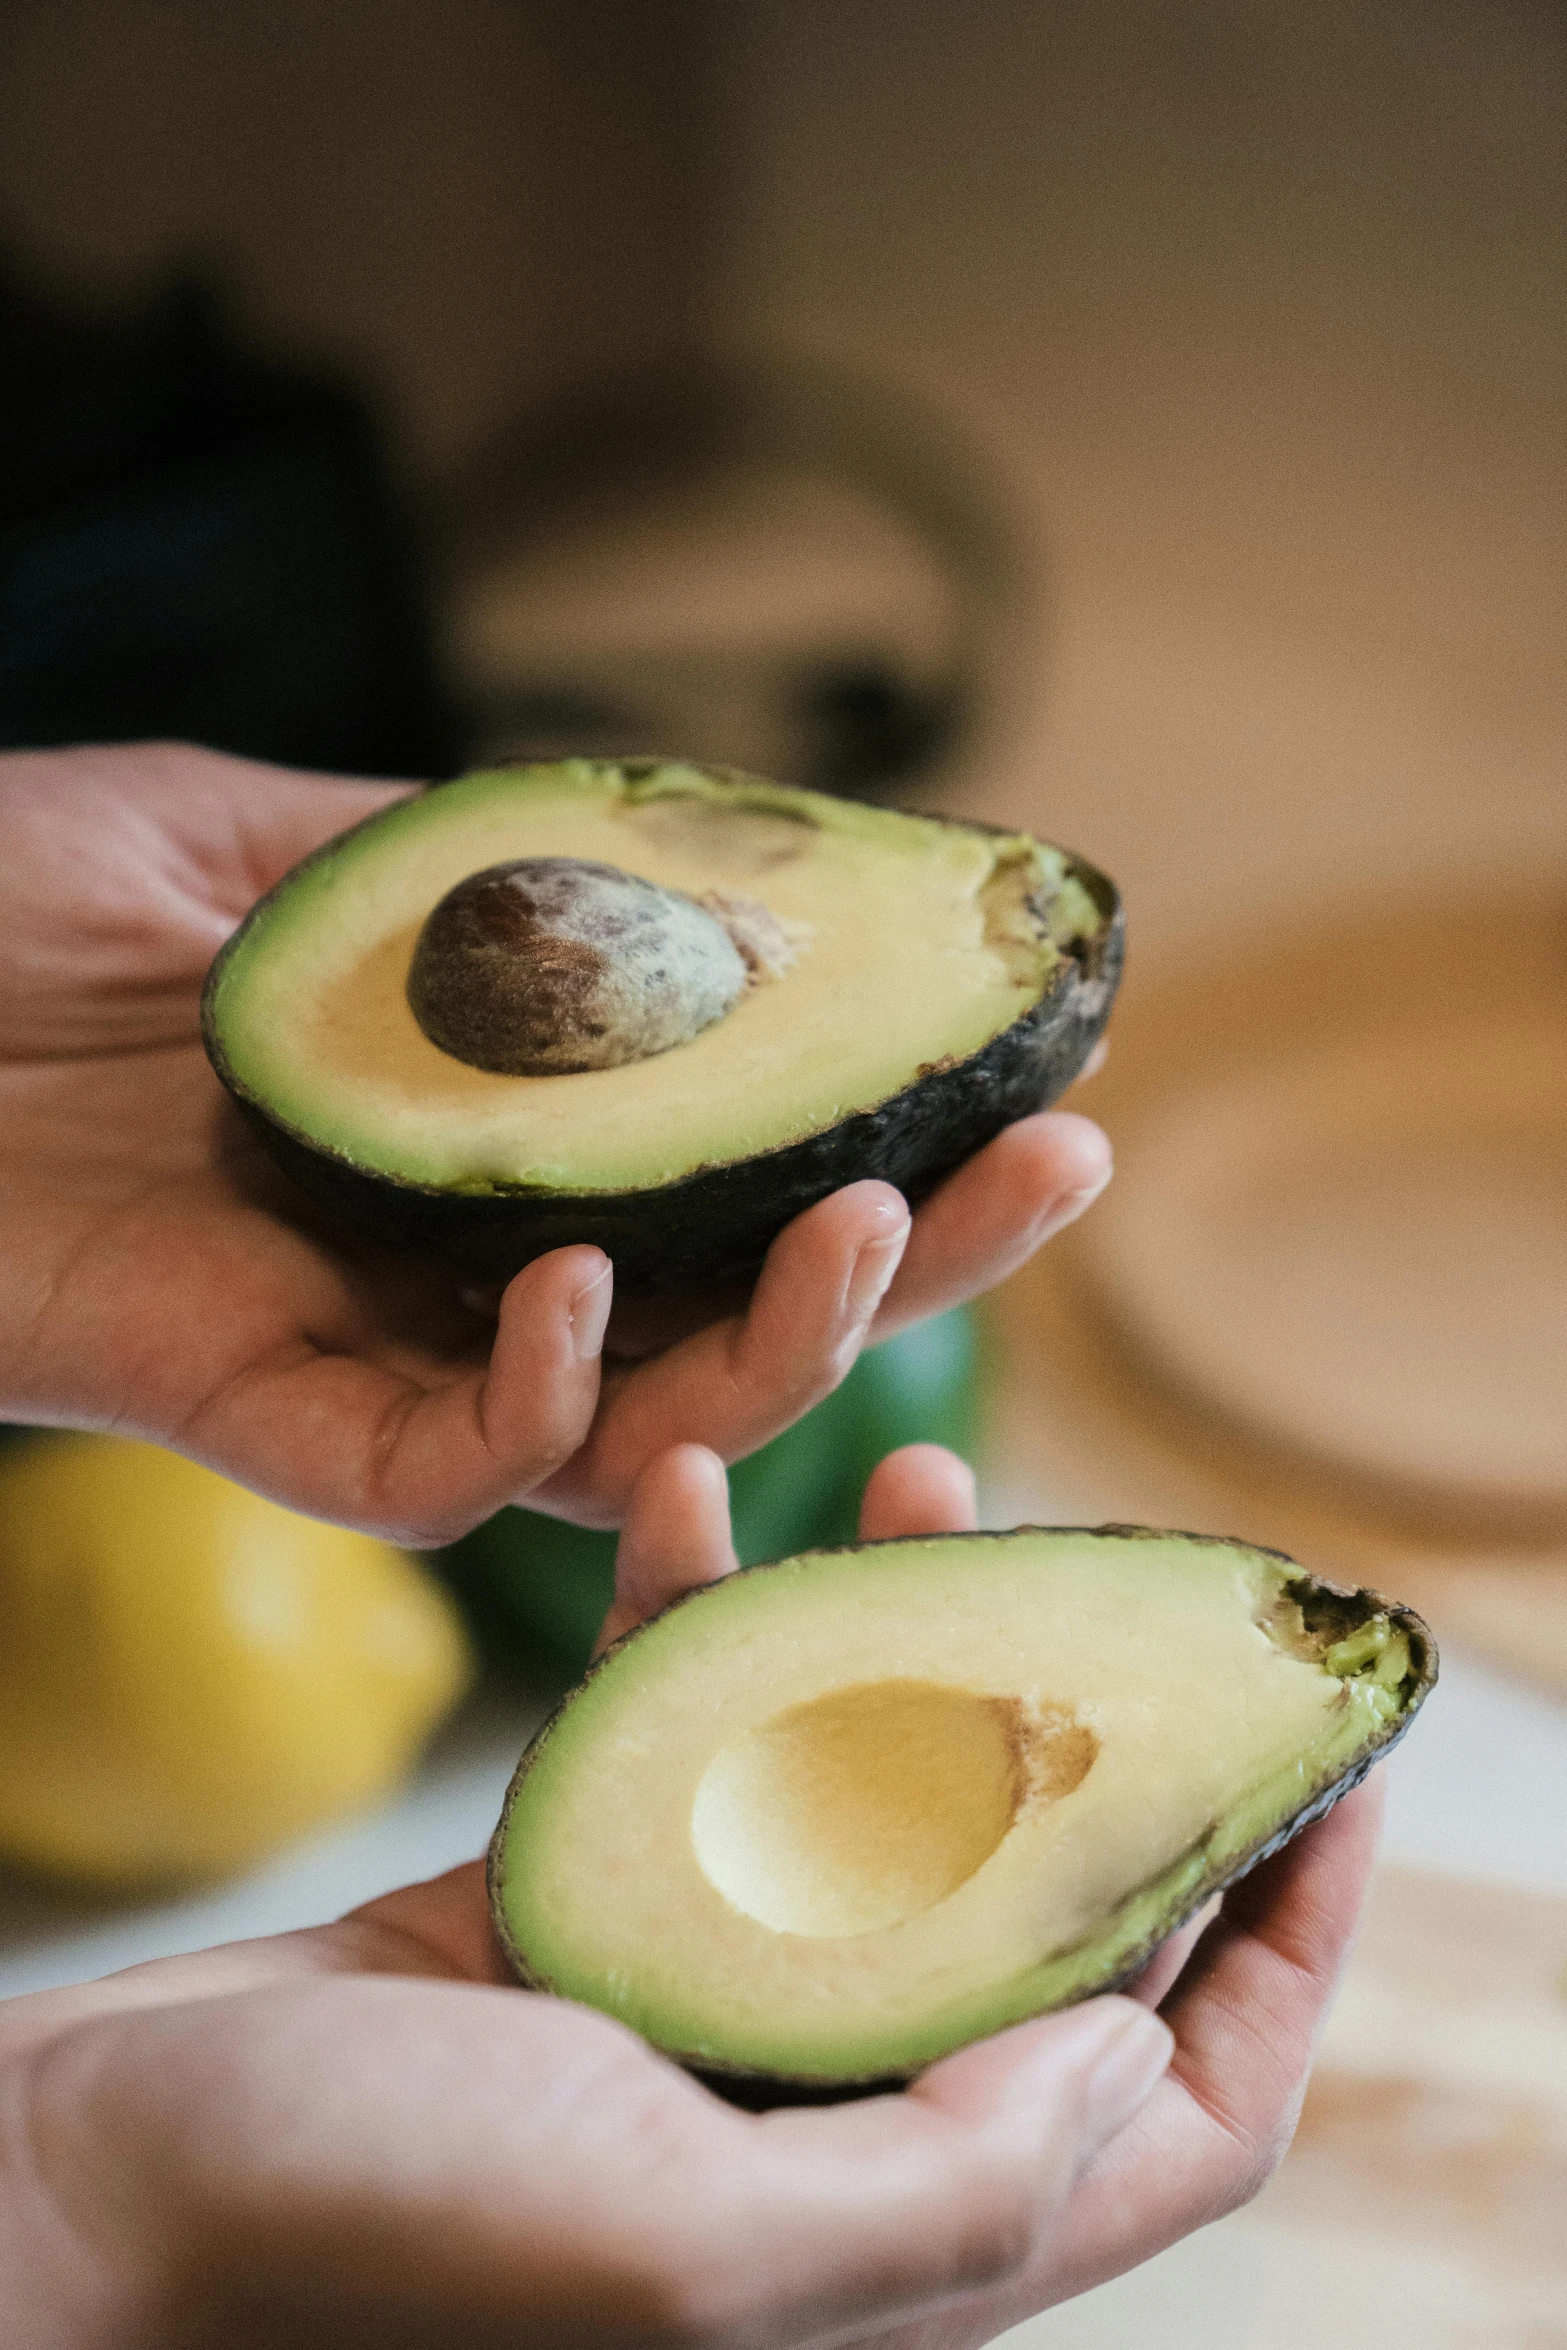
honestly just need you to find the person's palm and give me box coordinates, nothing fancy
[0,743,1113,1544]
[0,1445,1380,2350]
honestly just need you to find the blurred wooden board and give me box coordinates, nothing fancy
[1010,1866,1567,2348]
[986,1250,1567,1701]
[984,879,1567,1698]
[1086,1016,1567,1516]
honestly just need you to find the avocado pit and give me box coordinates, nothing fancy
[406,856,750,1076]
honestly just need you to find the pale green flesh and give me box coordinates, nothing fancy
[495,1532,1408,2080]
[211,762,1099,1194]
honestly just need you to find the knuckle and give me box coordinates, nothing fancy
[949,2184,1042,2295]
[640,2266,734,2350]
[1198,2101,1297,2225]
[507,1419,592,1505]
[910,2149,1045,2301]
[1229,2102,1304,2213]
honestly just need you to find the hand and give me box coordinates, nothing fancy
[0,1444,1381,2350]
[0,742,1113,1545]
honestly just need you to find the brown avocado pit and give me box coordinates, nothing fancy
[406,856,748,1076]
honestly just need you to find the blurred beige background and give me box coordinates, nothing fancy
[711,0,1567,942]
[4,0,1560,935]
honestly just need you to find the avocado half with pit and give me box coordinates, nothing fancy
[202,759,1121,1288]
[488,1528,1434,2098]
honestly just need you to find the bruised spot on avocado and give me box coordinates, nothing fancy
[1255,1588,1319,1662]
[697,891,808,982]
[1012,1702,1100,1810]
[407,857,748,1076]
[1257,1583,1414,1717]
[618,790,815,877]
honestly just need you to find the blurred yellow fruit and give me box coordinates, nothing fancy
[0,1433,474,1888]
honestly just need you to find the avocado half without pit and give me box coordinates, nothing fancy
[487,1528,1434,2099]
[201,759,1121,1288]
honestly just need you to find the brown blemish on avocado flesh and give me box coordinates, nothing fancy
[406,857,748,1076]
[1012,1702,1101,1809]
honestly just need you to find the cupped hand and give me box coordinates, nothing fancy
[0,742,1113,1545]
[0,1443,1381,2350]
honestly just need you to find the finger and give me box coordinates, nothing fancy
[909,1999,1173,2150]
[1123,1897,1222,2011]
[186,1244,612,1544]
[0,748,416,1042]
[143,743,415,905]
[594,1445,737,1655]
[110,744,415,934]
[718,1182,910,1422]
[857,1444,978,1543]
[1037,1779,1386,2311]
[0,1857,509,2072]
[344,1860,514,1987]
[1162,1777,1385,2108]
[870,1111,1112,1342]
[361,1245,613,1540]
[731,2002,1172,2343]
[222,769,415,898]
[534,1182,911,1526]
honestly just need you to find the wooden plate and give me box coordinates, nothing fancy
[1083,1012,1567,1518]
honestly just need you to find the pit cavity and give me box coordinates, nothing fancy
[689,1678,1097,1939]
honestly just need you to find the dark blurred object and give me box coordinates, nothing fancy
[436,356,1027,797]
[0,266,457,774]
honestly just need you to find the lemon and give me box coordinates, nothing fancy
[0,1433,473,1887]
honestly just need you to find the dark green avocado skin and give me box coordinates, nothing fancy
[206,833,1122,1294]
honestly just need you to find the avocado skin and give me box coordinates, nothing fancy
[207,831,1122,1293]
[486,1529,1434,2106]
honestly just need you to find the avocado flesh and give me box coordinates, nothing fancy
[205,760,1104,1197]
[489,1529,1433,2089]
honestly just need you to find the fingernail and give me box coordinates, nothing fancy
[1081,2007,1173,2146]
[843,1214,910,1324]
[569,1265,613,1360]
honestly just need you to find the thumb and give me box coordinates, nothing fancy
[94,743,415,938]
[594,1443,737,1655]
[216,761,416,900]
[912,1997,1174,2159]
[737,2001,1172,2338]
